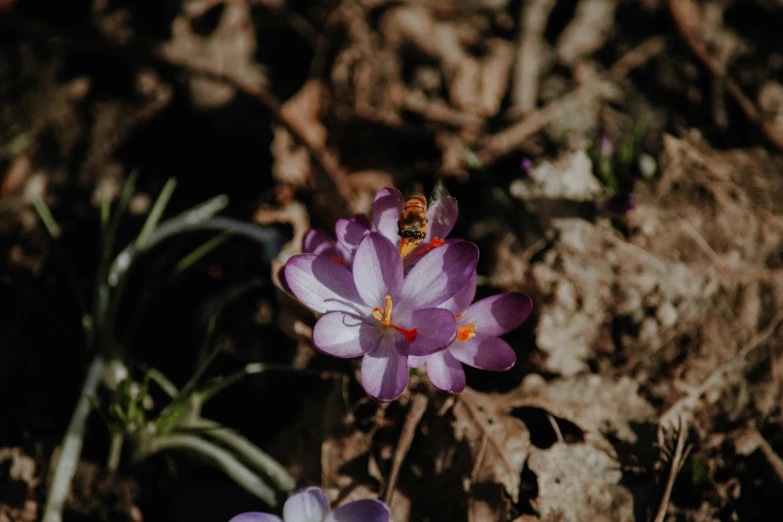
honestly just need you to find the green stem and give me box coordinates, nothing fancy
[107,432,124,472]
[42,356,105,522]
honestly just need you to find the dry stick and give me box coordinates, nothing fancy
[659,306,783,429]
[383,393,428,505]
[752,425,783,485]
[511,0,558,114]
[477,35,667,165]
[667,0,783,151]
[653,417,690,522]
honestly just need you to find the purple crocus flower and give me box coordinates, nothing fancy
[372,187,458,265]
[229,486,390,522]
[408,272,533,394]
[284,232,478,402]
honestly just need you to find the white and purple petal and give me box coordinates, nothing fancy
[404,308,457,357]
[425,350,466,394]
[422,195,458,243]
[449,335,516,371]
[371,188,404,246]
[462,293,533,336]
[399,241,479,310]
[439,270,477,315]
[326,499,391,522]
[361,331,409,402]
[313,312,381,358]
[335,215,371,260]
[229,513,283,522]
[353,233,403,308]
[284,254,363,315]
[282,486,331,522]
[303,229,340,258]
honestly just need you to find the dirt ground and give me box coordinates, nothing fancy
[2,0,783,521]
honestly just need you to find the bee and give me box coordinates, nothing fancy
[398,193,428,257]
[397,182,451,258]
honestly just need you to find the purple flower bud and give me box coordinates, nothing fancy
[229,486,391,522]
[521,157,533,174]
[601,192,636,217]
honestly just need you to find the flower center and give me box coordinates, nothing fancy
[371,295,418,342]
[403,237,445,262]
[456,324,477,342]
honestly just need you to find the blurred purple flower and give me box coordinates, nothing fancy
[372,187,458,265]
[229,486,390,522]
[520,157,533,174]
[601,192,637,217]
[284,232,478,402]
[409,272,533,394]
[599,133,613,158]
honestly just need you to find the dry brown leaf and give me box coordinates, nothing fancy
[527,443,634,522]
[271,80,329,189]
[160,0,268,109]
[453,388,531,503]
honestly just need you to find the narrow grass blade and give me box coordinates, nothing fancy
[141,433,277,506]
[185,418,295,492]
[135,178,177,250]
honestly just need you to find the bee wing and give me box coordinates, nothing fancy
[425,181,458,240]
[428,180,450,207]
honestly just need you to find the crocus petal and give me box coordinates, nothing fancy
[335,215,371,258]
[449,335,516,371]
[407,354,428,368]
[463,293,533,336]
[327,499,391,522]
[353,233,403,308]
[284,254,363,315]
[399,241,478,309]
[425,350,466,394]
[229,513,283,522]
[439,270,477,315]
[405,308,457,357]
[313,312,381,358]
[303,229,340,257]
[423,195,458,243]
[361,331,408,402]
[283,487,330,522]
[372,187,404,245]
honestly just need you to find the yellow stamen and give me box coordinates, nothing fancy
[371,294,418,342]
[456,324,477,342]
[455,310,467,319]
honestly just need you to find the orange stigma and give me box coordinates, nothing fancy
[404,237,445,262]
[371,294,418,342]
[456,324,477,342]
[329,255,345,265]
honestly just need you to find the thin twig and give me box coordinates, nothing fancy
[752,424,783,485]
[477,36,667,165]
[383,393,428,505]
[653,417,690,522]
[42,356,105,522]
